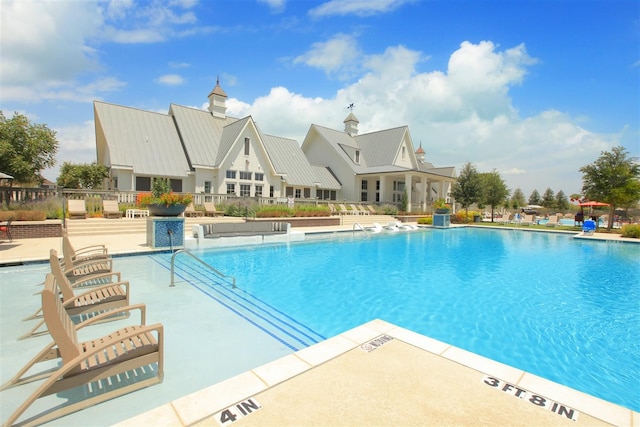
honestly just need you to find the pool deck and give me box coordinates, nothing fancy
[1,222,638,426]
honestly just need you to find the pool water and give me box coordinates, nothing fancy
[183,228,640,411]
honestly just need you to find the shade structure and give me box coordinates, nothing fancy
[579,201,610,207]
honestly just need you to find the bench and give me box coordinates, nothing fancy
[193,221,289,239]
[126,209,150,219]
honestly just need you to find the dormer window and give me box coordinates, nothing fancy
[244,137,250,155]
[355,150,360,164]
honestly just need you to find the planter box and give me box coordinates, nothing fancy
[396,215,428,222]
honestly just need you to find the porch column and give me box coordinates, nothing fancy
[440,180,446,201]
[379,175,386,204]
[405,173,413,212]
[421,176,427,211]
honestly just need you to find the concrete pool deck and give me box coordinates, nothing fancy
[1,223,638,426]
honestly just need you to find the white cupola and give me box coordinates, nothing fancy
[208,77,227,119]
[343,112,359,136]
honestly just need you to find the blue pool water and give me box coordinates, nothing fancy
[176,228,640,411]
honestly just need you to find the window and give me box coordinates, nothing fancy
[303,188,310,198]
[226,170,236,179]
[355,150,360,163]
[286,187,293,197]
[244,138,250,155]
[239,171,252,180]
[170,179,182,192]
[136,176,151,191]
[240,184,251,197]
[361,180,368,190]
[226,183,236,195]
[269,186,274,197]
[376,180,380,190]
[204,181,211,193]
[361,192,368,202]
[402,146,406,159]
[295,189,301,198]
[255,172,264,181]
[255,185,263,197]
[113,177,118,190]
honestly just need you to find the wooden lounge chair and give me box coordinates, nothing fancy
[203,202,224,217]
[357,204,370,215]
[349,204,362,215]
[184,202,204,217]
[67,199,87,219]
[59,236,113,282]
[2,273,163,427]
[338,204,354,215]
[102,199,123,218]
[367,205,377,215]
[62,231,110,265]
[20,250,130,340]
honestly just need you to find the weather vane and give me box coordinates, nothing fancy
[347,103,355,111]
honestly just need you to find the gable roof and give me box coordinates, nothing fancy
[262,134,319,186]
[94,101,191,177]
[169,104,237,168]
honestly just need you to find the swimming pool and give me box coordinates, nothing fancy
[174,228,640,412]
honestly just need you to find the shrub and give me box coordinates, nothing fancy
[0,210,46,221]
[621,224,640,238]
[380,204,398,215]
[417,216,433,225]
[451,210,481,224]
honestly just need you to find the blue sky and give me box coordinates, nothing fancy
[1,0,638,198]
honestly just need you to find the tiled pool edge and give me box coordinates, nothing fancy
[113,319,638,427]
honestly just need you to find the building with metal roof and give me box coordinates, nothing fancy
[94,81,455,212]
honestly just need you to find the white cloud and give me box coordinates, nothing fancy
[155,74,186,86]
[0,0,203,103]
[42,120,98,181]
[309,0,411,18]
[242,41,619,196]
[293,34,362,78]
[257,0,286,13]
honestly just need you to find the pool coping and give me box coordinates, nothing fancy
[113,319,639,427]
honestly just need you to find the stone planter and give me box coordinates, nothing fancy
[434,208,451,214]
[147,203,186,217]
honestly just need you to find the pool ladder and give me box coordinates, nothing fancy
[353,223,371,238]
[170,249,236,288]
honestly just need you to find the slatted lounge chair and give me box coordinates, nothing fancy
[328,203,338,215]
[19,250,130,340]
[357,204,370,215]
[203,202,224,217]
[2,273,163,427]
[367,205,377,215]
[102,199,123,218]
[184,202,204,217]
[67,199,87,219]
[497,214,511,224]
[338,204,354,215]
[62,231,110,265]
[545,215,560,227]
[59,238,113,283]
[521,214,535,226]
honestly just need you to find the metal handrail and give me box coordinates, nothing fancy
[353,223,371,238]
[170,249,236,288]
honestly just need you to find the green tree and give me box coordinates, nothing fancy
[541,187,555,209]
[555,190,570,211]
[580,146,640,230]
[451,162,481,218]
[528,189,541,205]
[510,188,526,210]
[57,162,108,189]
[480,170,510,222]
[0,111,58,206]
